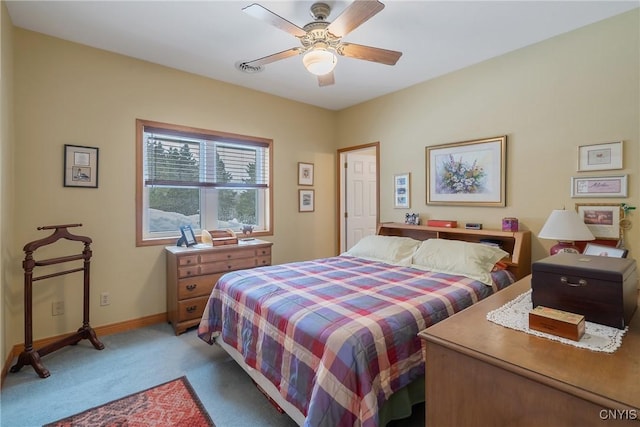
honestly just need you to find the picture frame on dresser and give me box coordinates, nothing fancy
[178,225,197,247]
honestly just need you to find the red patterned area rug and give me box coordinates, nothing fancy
[44,376,215,427]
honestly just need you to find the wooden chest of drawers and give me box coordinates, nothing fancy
[165,239,272,335]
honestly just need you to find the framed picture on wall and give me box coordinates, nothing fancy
[575,203,623,240]
[426,136,506,206]
[299,189,314,212]
[570,175,627,198]
[577,141,623,172]
[298,162,314,186]
[64,144,99,188]
[393,173,410,208]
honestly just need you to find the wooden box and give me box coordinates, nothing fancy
[531,253,637,329]
[529,306,585,341]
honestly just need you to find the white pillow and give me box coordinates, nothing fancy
[343,235,420,266]
[411,238,509,286]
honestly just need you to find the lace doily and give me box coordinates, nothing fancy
[486,290,628,353]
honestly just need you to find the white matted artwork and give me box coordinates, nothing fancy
[298,162,314,186]
[64,144,99,188]
[577,141,623,172]
[298,189,314,212]
[571,175,627,198]
[575,203,622,240]
[393,173,410,208]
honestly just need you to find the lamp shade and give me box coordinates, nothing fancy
[538,209,595,254]
[303,48,337,76]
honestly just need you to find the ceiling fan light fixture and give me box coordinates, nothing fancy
[303,48,337,76]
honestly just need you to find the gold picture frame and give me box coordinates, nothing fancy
[426,136,506,206]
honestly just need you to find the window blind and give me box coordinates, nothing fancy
[143,130,269,189]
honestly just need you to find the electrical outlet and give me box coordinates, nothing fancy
[52,301,64,316]
[100,292,110,306]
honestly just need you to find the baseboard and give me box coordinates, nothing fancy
[1,312,167,387]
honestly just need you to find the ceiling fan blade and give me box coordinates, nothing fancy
[327,0,385,38]
[242,47,303,67]
[318,72,335,87]
[242,3,307,38]
[338,42,402,65]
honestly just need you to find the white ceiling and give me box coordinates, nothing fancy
[6,1,639,110]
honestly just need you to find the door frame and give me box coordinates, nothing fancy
[337,142,380,254]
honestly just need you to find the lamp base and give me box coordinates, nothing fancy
[550,241,580,255]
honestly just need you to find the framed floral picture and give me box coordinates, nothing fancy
[426,136,506,206]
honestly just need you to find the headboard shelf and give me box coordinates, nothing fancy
[377,222,532,280]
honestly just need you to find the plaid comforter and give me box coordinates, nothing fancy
[198,256,514,427]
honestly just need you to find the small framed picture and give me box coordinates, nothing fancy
[394,173,410,209]
[64,144,99,188]
[298,162,314,186]
[571,175,628,198]
[575,203,623,240]
[583,243,628,258]
[298,189,314,212]
[577,141,623,172]
[179,225,197,247]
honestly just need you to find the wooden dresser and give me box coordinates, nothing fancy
[419,276,640,426]
[165,239,272,335]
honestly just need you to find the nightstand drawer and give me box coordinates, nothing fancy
[177,274,222,300]
[177,296,209,322]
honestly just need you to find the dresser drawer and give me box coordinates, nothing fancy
[200,257,259,274]
[200,247,257,263]
[256,255,271,267]
[177,274,222,300]
[178,255,198,267]
[177,265,200,279]
[177,296,209,322]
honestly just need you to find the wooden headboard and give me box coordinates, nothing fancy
[377,222,532,280]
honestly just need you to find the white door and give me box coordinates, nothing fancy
[344,150,377,251]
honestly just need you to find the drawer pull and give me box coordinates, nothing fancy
[560,276,587,287]
[185,259,192,264]
[186,306,197,313]
[186,284,197,291]
[227,254,232,259]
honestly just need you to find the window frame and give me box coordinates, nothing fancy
[136,119,273,247]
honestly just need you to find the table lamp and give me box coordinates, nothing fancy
[538,209,595,255]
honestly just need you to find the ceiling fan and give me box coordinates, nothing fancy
[238,0,403,87]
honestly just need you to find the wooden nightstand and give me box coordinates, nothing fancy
[165,239,272,335]
[419,276,640,426]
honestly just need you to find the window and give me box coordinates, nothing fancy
[136,119,272,246]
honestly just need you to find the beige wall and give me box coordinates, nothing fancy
[3,8,639,365]
[337,9,639,264]
[7,29,337,356]
[1,0,15,371]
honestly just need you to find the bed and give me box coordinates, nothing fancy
[198,222,531,426]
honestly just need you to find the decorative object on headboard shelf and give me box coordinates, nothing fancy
[502,217,518,232]
[538,209,594,255]
[405,213,420,225]
[427,219,457,228]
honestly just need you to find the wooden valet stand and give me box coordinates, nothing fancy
[10,224,104,378]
